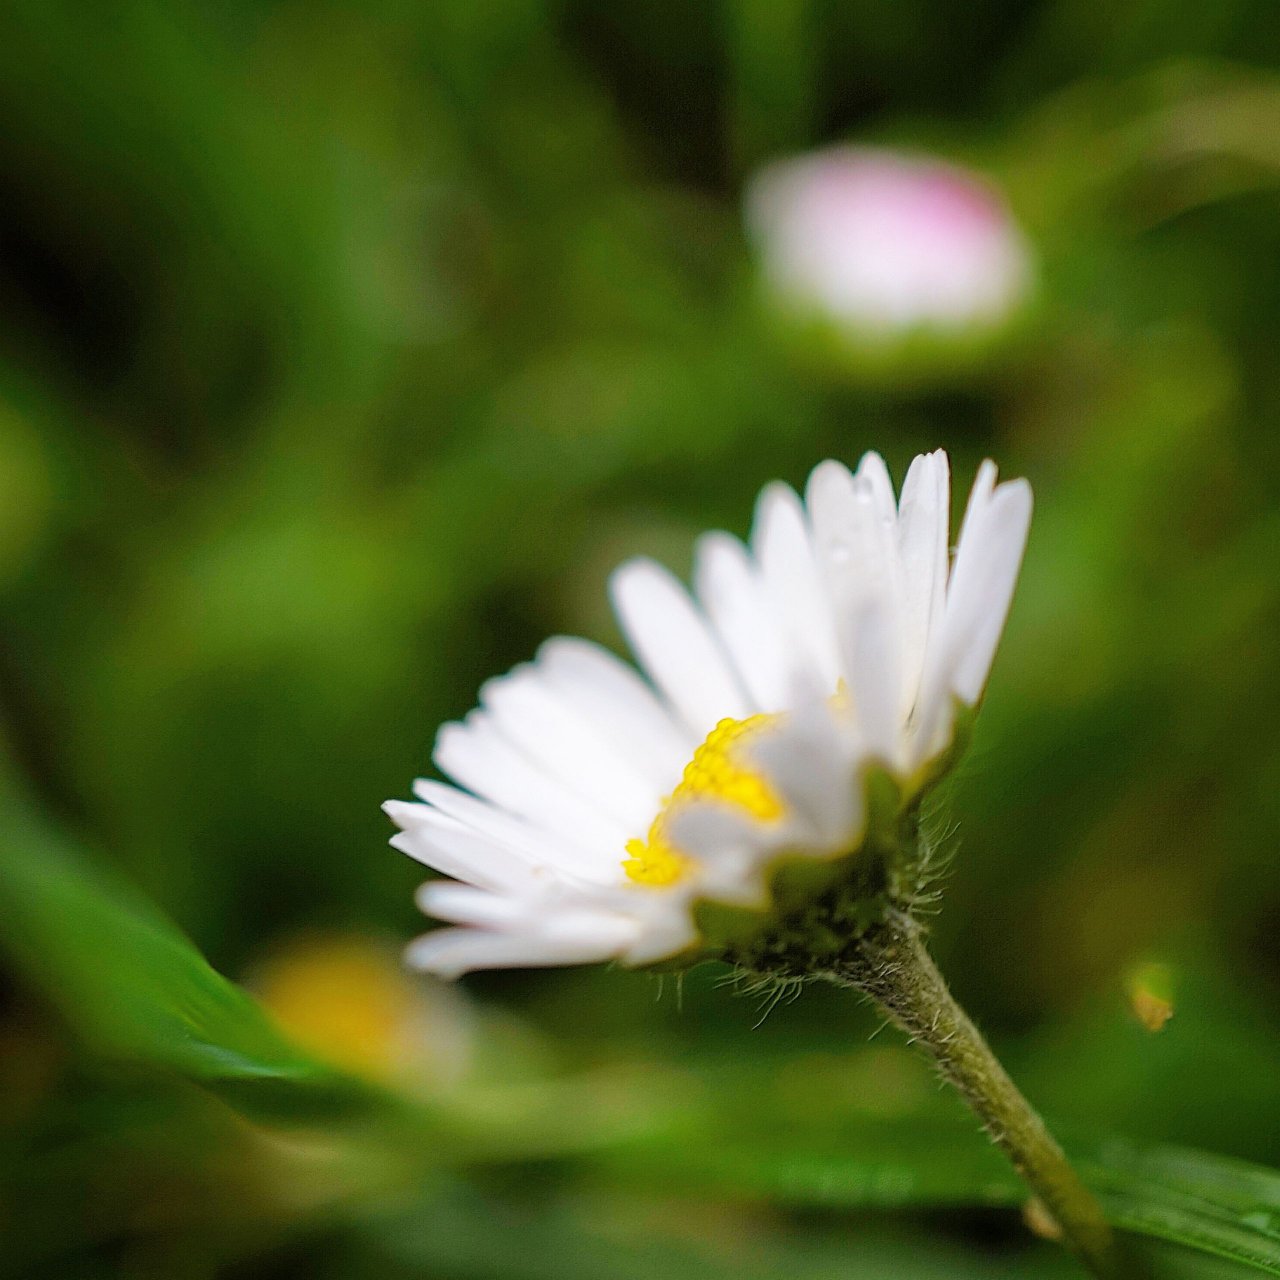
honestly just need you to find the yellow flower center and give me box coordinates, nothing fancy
[623,714,783,888]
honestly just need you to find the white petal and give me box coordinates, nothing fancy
[849,455,908,706]
[610,557,751,736]
[434,712,631,856]
[665,799,768,860]
[535,637,692,787]
[663,801,774,904]
[805,459,859,672]
[854,451,899,529]
[744,702,864,848]
[963,458,999,527]
[805,459,904,758]
[846,591,902,764]
[947,476,1033,702]
[386,802,539,891]
[415,881,539,927]
[913,463,1031,757]
[752,481,842,692]
[405,915,639,978]
[621,910,700,966]
[480,665,659,829]
[693,531,794,713]
[896,450,950,705]
[410,779,605,880]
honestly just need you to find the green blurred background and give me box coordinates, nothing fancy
[3,2,1280,1277]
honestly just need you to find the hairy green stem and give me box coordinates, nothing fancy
[824,917,1122,1278]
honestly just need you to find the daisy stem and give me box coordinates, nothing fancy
[829,917,1122,1278]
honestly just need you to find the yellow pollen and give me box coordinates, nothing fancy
[623,714,783,888]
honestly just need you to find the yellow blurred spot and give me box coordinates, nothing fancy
[624,714,782,888]
[1125,961,1175,1033]
[254,936,420,1081]
[1130,988,1175,1032]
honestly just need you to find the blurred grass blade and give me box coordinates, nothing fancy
[597,1108,1280,1274]
[357,1182,1080,1280]
[0,786,378,1121]
[1079,1142,1280,1276]
[599,1114,1024,1211]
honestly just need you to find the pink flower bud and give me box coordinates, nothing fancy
[746,147,1033,342]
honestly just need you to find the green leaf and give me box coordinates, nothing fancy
[591,1065,1280,1276]
[599,1114,1024,1211]
[1079,1141,1280,1276]
[0,787,378,1122]
[350,1182,1080,1280]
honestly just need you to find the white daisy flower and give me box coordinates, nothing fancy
[385,451,1032,978]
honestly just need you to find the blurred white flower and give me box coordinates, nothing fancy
[745,147,1033,341]
[386,452,1031,977]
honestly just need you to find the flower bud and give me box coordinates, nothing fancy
[745,147,1034,372]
